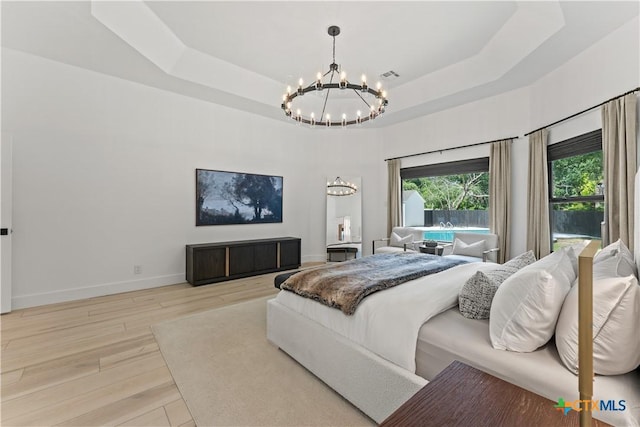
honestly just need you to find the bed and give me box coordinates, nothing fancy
[266,245,640,426]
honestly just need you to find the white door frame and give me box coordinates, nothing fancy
[1,134,13,313]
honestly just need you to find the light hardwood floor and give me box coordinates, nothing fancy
[0,272,285,426]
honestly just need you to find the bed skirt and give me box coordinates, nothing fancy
[266,298,427,423]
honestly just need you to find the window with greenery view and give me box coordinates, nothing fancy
[400,158,489,229]
[548,130,603,251]
[403,174,489,210]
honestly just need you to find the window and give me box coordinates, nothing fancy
[548,130,603,251]
[400,158,490,240]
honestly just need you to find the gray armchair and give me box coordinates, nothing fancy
[372,226,425,254]
[442,232,500,263]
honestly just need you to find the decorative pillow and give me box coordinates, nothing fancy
[451,238,486,258]
[595,239,638,277]
[390,232,413,248]
[458,251,536,320]
[489,250,576,352]
[503,250,536,269]
[555,274,640,375]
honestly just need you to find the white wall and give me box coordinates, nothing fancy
[2,48,383,308]
[378,16,639,259]
[3,16,638,309]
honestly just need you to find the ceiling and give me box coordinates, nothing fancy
[2,1,638,128]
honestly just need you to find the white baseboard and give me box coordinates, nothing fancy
[302,254,327,264]
[11,273,185,310]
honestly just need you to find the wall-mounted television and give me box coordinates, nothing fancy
[196,169,283,226]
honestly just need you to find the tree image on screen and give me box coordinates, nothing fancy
[197,170,283,225]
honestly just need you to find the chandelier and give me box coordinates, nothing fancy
[281,25,389,127]
[327,177,358,196]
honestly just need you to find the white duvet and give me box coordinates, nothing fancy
[275,261,497,372]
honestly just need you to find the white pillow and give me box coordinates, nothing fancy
[451,238,485,258]
[390,232,413,248]
[593,255,637,279]
[595,239,637,277]
[558,241,589,275]
[490,250,576,352]
[555,274,640,375]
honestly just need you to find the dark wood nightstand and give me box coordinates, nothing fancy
[380,361,610,427]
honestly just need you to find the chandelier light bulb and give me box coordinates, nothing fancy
[376,81,382,90]
[361,74,368,91]
[315,72,323,90]
[287,85,292,94]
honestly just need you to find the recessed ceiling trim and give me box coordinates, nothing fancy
[390,2,565,114]
[91,0,282,110]
[91,1,185,73]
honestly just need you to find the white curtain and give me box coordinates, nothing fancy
[489,140,512,263]
[387,159,402,236]
[526,129,551,259]
[602,93,637,248]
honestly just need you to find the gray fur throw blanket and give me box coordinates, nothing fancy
[281,252,468,315]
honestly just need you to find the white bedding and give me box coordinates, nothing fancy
[416,308,640,426]
[275,261,497,372]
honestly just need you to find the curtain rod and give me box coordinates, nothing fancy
[524,86,640,137]
[384,136,517,162]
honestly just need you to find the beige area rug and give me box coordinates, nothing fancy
[152,297,374,426]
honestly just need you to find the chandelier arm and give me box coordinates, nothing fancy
[351,88,373,109]
[320,70,336,122]
[320,89,330,122]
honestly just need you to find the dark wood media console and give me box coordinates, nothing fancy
[186,237,301,286]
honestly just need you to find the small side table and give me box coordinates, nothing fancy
[380,361,610,427]
[326,246,358,262]
[419,245,443,256]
